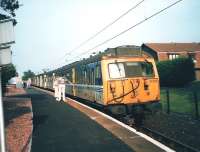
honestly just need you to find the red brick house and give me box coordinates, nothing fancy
[141,43,200,80]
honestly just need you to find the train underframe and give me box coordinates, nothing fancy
[105,101,161,126]
[32,84,160,126]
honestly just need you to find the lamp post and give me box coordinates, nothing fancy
[0,19,15,152]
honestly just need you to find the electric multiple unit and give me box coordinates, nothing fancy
[32,47,160,115]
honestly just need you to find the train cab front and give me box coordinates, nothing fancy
[102,56,160,115]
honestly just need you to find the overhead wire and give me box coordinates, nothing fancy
[67,0,144,52]
[53,0,145,62]
[66,0,183,63]
[45,0,183,71]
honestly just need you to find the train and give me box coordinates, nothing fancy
[32,46,160,120]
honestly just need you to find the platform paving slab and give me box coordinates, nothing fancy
[3,86,33,152]
[27,88,134,152]
[66,98,170,152]
[30,87,175,152]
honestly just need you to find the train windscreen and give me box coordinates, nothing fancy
[108,63,125,78]
[108,62,154,78]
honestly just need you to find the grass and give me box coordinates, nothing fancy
[160,81,200,117]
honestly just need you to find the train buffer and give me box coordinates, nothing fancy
[28,87,175,152]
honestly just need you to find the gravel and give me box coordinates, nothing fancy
[143,112,200,151]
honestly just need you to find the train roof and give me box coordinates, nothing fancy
[37,46,150,76]
[73,46,148,64]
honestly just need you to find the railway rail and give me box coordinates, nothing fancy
[33,85,199,152]
[139,126,200,152]
[70,94,200,152]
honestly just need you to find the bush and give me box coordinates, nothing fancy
[1,64,16,93]
[22,70,35,81]
[157,58,195,87]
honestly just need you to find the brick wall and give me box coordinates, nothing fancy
[195,52,200,68]
[157,53,168,61]
[194,52,200,80]
[195,70,200,81]
[142,43,200,81]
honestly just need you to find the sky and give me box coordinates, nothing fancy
[11,0,200,75]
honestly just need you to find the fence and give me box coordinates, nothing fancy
[160,87,200,119]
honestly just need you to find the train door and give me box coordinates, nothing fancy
[72,68,76,96]
[94,62,103,104]
[39,75,43,87]
[44,75,47,88]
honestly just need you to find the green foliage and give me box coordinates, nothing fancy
[160,87,199,116]
[0,0,19,17]
[22,70,35,81]
[157,57,195,87]
[1,64,16,93]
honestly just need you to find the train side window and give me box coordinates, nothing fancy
[84,70,87,84]
[86,65,91,84]
[91,68,95,85]
[95,64,102,85]
[66,71,73,84]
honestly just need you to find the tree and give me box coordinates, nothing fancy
[0,0,20,17]
[22,70,35,81]
[1,63,17,92]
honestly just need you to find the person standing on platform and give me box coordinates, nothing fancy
[53,77,59,101]
[27,78,32,88]
[58,77,65,102]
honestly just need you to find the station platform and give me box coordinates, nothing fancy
[28,87,174,152]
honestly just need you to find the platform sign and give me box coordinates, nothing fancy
[0,19,15,46]
[0,47,11,65]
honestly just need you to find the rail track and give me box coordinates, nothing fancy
[75,96,200,152]
[138,126,200,152]
[33,86,200,152]
[67,94,200,152]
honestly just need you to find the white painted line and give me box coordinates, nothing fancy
[67,97,176,152]
[33,87,175,152]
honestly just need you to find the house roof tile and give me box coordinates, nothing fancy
[144,43,200,53]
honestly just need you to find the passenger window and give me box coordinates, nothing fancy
[108,63,125,79]
[95,64,102,85]
[91,68,95,85]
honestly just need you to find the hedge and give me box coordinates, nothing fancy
[156,57,195,87]
[1,64,16,93]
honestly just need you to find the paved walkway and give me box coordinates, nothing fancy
[27,88,133,152]
[3,86,32,152]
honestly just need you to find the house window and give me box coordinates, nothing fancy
[168,54,179,60]
[188,53,197,63]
